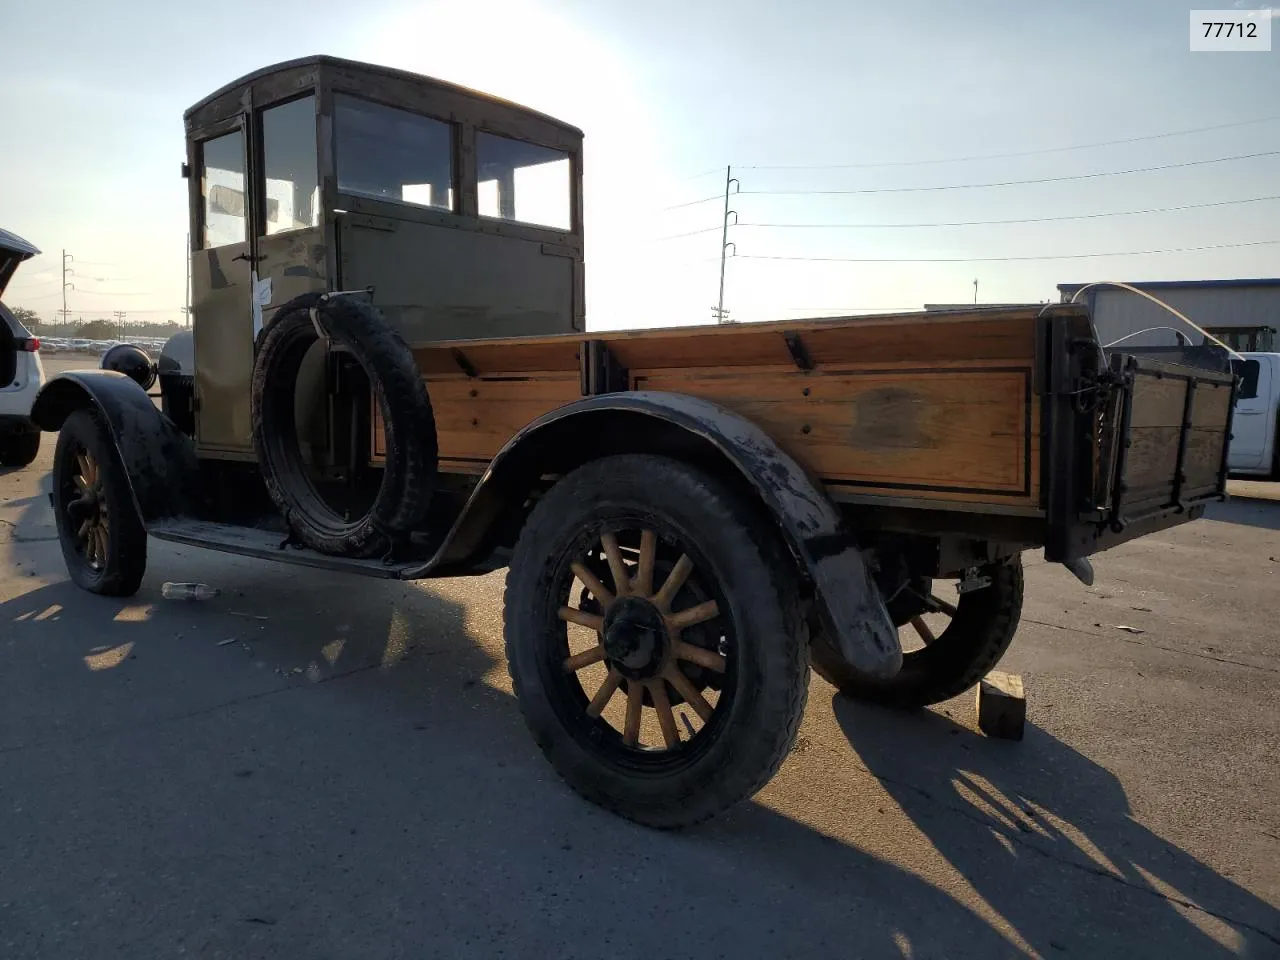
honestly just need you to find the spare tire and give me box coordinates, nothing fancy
[251,292,437,557]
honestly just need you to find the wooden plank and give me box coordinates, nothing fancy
[1191,381,1232,428]
[1125,426,1181,493]
[1183,428,1228,489]
[1128,376,1188,429]
[1125,428,1227,503]
[635,368,1032,495]
[607,314,1038,372]
[413,340,580,377]
[374,376,580,463]
[976,671,1026,741]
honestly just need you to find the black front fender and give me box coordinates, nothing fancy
[31,371,197,523]
[414,390,902,680]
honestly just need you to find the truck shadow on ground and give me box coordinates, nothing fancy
[0,565,1034,960]
[3,484,1277,957]
[1205,496,1280,532]
[832,697,1280,957]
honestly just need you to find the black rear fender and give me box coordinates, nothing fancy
[414,391,902,679]
[30,371,197,523]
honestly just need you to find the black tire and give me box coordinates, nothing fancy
[51,409,147,596]
[251,294,437,557]
[811,555,1023,708]
[0,429,40,467]
[504,454,809,829]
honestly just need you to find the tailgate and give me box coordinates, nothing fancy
[1040,306,1237,564]
[1082,353,1236,555]
[1108,355,1235,523]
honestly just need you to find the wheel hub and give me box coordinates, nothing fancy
[602,596,669,679]
[67,491,100,523]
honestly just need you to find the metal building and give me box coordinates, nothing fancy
[1057,278,1280,352]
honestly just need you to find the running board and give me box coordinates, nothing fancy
[148,519,422,579]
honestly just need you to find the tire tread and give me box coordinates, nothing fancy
[504,453,809,829]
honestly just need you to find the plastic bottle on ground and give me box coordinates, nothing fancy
[161,582,221,601]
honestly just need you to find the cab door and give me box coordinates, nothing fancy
[1228,356,1272,471]
[191,121,256,453]
[253,94,329,460]
[191,96,328,456]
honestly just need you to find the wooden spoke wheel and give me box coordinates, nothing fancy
[51,409,147,596]
[559,528,729,751]
[504,454,808,829]
[67,448,110,571]
[893,578,962,653]
[811,555,1024,708]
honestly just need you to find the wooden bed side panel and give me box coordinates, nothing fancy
[380,308,1049,508]
[633,367,1036,501]
[602,313,1037,372]
[372,375,580,462]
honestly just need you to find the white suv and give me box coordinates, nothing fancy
[0,228,46,467]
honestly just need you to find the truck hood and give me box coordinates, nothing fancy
[0,228,41,299]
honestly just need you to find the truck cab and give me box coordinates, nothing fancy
[181,55,585,460]
[1228,352,1280,477]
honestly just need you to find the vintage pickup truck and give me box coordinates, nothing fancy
[19,57,1237,828]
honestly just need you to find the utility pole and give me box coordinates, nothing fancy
[113,310,127,338]
[973,278,979,305]
[715,165,740,324]
[62,250,75,335]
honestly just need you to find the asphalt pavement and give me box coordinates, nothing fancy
[1,358,1278,958]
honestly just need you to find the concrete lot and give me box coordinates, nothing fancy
[2,358,1278,958]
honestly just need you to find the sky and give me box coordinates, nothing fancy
[1,0,1279,332]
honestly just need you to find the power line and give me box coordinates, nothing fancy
[738,149,1280,198]
[735,237,1280,263]
[653,225,724,241]
[656,193,1280,239]
[59,288,158,297]
[674,166,730,182]
[736,114,1280,170]
[662,193,724,211]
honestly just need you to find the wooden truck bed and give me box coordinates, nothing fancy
[377,306,1042,508]
[369,303,1234,560]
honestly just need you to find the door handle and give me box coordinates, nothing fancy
[233,252,265,264]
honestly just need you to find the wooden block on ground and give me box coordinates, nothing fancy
[976,671,1025,741]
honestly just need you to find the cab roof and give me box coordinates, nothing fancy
[184,55,583,137]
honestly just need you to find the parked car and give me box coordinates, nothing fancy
[0,228,45,467]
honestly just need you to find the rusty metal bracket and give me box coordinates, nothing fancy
[451,348,478,378]
[783,332,813,371]
[581,340,629,395]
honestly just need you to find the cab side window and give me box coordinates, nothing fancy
[476,132,571,230]
[261,96,320,235]
[201,130,247,248]
[1231,358,1260,401]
